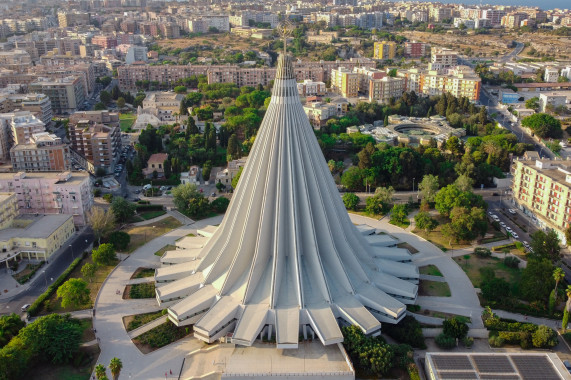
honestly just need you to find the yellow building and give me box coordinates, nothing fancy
[512,158,571,244]
[331,67,359,98]
[0,192,18,230]
[374,41,397,60]
[0,214,75,266]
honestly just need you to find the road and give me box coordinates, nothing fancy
[0,229,94,317]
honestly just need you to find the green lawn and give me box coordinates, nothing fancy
[122,217,182,253]
[140,210,166,220]
[132,268,155,279]
[419,279,451,297]
[123,310,166,332]
[453,255,521,289]
[119,113,136,132]
[419,265,443,277]
[154,244,176,256]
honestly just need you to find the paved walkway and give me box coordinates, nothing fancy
[93,214,223,380]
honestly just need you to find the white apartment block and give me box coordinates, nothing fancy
[431,48,458,71]
[0,111,46,160]
[562,67,571,80]
[544,67,560,83]
[539,93,568,112]
[0,93,53,126]
[369,77,407,103]
[125,46,148,64]
[189,15,230,33]
[297,80,326,97]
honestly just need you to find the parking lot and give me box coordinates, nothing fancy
[488,207,534,252]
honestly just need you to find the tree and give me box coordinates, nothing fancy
[530,229,561,261]
[94,102,107,110]
[87,207,116,245]
[532,325,558,348]
[521,113,562,138]
[232,166,243,189]
[521,258,555,302]
[100,90,112,104]
[95,364,107,379]
[414,211,438,233]
[174,86,187,94]
[227,134,241,162]
[92,243,117,266]
[0,313,25,348]
[554,267,565,296]
[390,204,409,225]
[454,174,474,192]
[481,276,510,301]
[525,97,540,111]
[57,278,91,309]
[117,97,125,109]
[211,197,230,213]
[109,357,123,380]
[108,231,131,251]
[342,193,360,211]
[111,197,136,223]
[357,142,376,169]
[443,317,469,339]
[563,285,571,331]
[81,263,98,283]
[341,167,366,191]
[418,175,439,202]
[434,184,485,217]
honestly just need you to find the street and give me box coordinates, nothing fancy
[0,229,94,317]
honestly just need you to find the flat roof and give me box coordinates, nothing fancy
[425,353,571,380]
[0,171,88,185]
[0,214,72,240]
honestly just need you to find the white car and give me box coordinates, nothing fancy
[500,222,507,228]
[21,304,30,312]
[506,227,513,233]
[508,209,516,215]
[512,232,519,239]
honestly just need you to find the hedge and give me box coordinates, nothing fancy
[492,243,517,252]
[27,253,86,317]
[135,204,164,212]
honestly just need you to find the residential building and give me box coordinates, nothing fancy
[297,80,326,97]
[482,9,507,25]
[125,46,148,64]
[0,192,18,230]
[143,153,168,178]
[92,35,118,50]
[188,15,230,33]
[331,67,359,98]
[303,102,338,127]
[562,66,571,80]
[180,166,200,185]
[28,76,86,115]
[501,12,528,28]
[429,6,453,22]
[0,111,45,160]
[0,171,92,226]
[0,50,32,73]
[57,11,90,28]
[216,158,246,186]
[539,93,567,112]
[69,121,121,173]
[398,66,481,101]
[404,42,428,58]
[369,76,407,103]
[0,213,75,264]
[10,132,71,172]
[512,158,571,244]
[544,67,560,83]
[69,110,119,127]
[142,92,184,122]
[430,48,458,71]
[374,41,397,60]
[0,93,53,126]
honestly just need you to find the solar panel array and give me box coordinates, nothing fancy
[480,375,521,380]
[511,355,562,380]
[439,372,478,380]
[432,355,473,371]
[472,355,515,374]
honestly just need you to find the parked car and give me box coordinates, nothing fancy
[488,211,493,216]
[512,232,519,239]
[563,360,571,373]
[134,189,140,194]
[508,209,516,215]
[506,227,513,233]
[499,222,507,228]
[21,304,30,312]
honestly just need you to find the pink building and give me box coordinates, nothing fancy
[0,171,93,226]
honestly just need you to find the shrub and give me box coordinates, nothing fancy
[341,325,394,376]
[211,197,230,213]
[531,325,558,348]
[493,243,517,252]
[383,315,426,349]
[103,193,113,203]
[408,363,421,380]
[462,336,474,347]
[504,256,520,268]
[498,331,531,348]
[481,277,510,301]
[137,321,189,348]
[108,231,131,251]
[489,335,505,347]
[129,283,156,299]
[443,317,469,339]
[435,333,456,349]
[342,193,360,211]
[474,247,491,257]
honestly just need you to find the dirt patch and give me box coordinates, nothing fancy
[396,242,419,254]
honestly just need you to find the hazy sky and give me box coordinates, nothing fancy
[437,0,568,9]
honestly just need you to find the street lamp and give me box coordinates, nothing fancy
[412,177,415,197]
[69,244,75,260]
[42,270,47,287]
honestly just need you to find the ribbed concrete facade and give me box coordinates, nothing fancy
[155,53,418,349]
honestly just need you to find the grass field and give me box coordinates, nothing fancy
[122,217,182,253]
[119,113,136,132]
[419,279,451,297]
[453,255,521,289]
[419,265,443,277]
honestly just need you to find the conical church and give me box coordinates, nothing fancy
[154,53,418,349]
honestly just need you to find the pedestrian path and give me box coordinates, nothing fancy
[126,277,155,285]
[128,315,168,339]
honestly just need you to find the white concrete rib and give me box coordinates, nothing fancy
[157,53,418,347]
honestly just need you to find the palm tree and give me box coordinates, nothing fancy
[95,364,107,380]
[109,357,123,380]
[563,285,571,332]
[554,267,565,296]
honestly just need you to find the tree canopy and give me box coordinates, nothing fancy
[521,113,562,138]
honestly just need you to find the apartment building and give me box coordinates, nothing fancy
[405,42,428,58]
[429,6,453,22]
[69,121,121,173]
[369,76,407,103]
[512,159,571,244]
[0,50,32,74]
[117,63,210,91]
[297,80,326,97]
[544,67,560,83]
[0,171,92,226]
[482,9,507,25]
[28,76,86,115]
[142,92,184,122]
[303,102,338,128]
[0,111,46,161]
[398,66,481,101]
[58,11,90,28]
[92,35,118,50]
[431,48,458,71]
[501,12,528,28]
[0,192,18,230]
[69,110,119,127]
[10,132,71,172]
[125,46,148,64]
[188,15,230,33]
[0,93,52,126]
[331,67,359,98]
[374,41,397,60]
